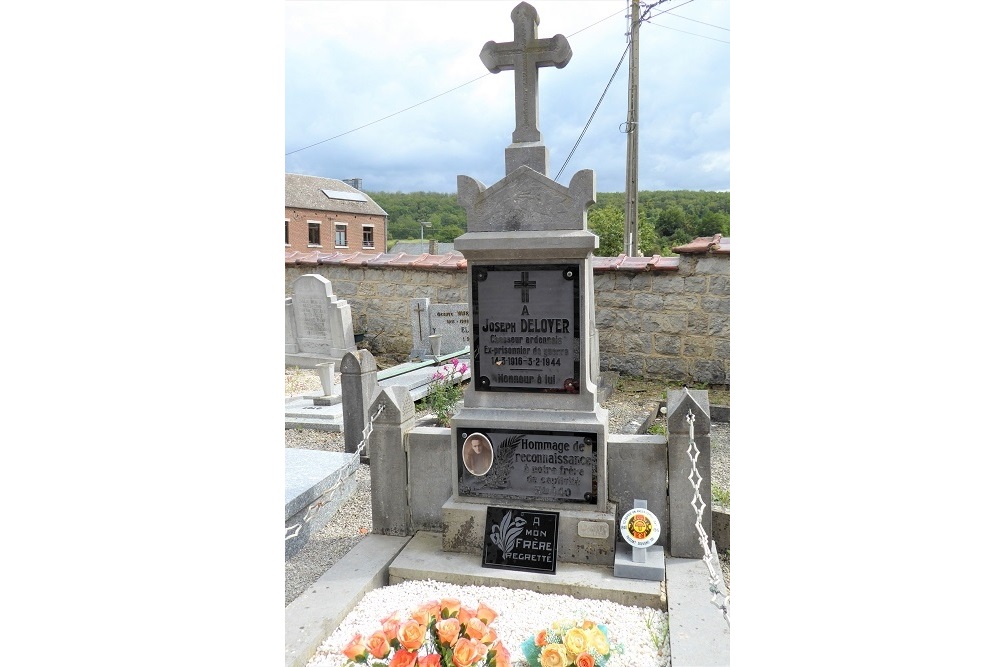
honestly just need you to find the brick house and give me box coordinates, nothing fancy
[285,174,388,254]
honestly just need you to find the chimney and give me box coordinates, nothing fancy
[428,239,438,255]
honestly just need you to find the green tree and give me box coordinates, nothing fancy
[587,207,659,257]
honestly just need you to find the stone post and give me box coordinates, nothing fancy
[369,386,415,536]
[341,350,379,455]
[666,388,712,558]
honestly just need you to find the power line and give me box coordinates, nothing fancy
[285,75,489,156]
[286,9,626,158]
[554,41,631,182]
[646,21,730,44]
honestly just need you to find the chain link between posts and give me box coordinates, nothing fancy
[285,403,385,542]
[686,407,731,625]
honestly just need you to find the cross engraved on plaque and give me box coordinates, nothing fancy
[514,271,536,303]
[479,2,572,144]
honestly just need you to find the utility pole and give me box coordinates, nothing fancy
[624,0,641,256]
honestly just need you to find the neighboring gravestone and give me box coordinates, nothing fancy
[428,303,471,355]
[285,274,358,370]
[442,1,618,568]
[408,298,432,359]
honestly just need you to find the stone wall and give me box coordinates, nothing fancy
[285,245,729,386]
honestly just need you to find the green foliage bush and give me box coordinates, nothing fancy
[367,189,729,251]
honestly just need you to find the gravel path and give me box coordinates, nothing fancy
[284,369,730,607]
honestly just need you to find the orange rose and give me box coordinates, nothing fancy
[539,643,569,667]
[366,630,391,659]
[581,620,595,630]
[418,654,442,667]
[575,652,595,667]
[535,629,549,647]
[480,626,497,645]
[388,649,418,667]
[492,640,512,667]
[382,611,403,639]
[411,608,432,627]
[436,617,461,647]
[397,619,426,652]
[341,633,368,662]
[457,606,475,626]
[475,602,498,625]
[464,617,488,641]
[439,598,462,619]
[452,637,487,667]
[419,600,441,620]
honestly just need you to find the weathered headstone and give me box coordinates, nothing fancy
[443,1,616,568]
[428,303,471,355]
[285,274,357,370]
[408,298,431,359]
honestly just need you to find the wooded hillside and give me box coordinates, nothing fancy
[368,190,729,256]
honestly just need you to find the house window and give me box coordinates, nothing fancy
[362,225,375,249]
[335,224,348,247]
[285,219,289,246]
[307,221,321,246]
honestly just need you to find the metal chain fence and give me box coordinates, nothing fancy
[686,408,731,625]
[285,403,385,541]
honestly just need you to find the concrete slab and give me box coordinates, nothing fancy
[284,449,357,519]
[285,398,344,431]
[284,359,470,430]
[285,449,359,560]
[665,548,731,667]
[389,530,664,609]
[285,534,411,667]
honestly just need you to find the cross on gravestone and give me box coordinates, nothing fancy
[480,1,572,145]
[513,271,536,303]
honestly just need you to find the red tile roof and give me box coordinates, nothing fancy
[285,242,727,272]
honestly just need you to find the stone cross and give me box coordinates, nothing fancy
[480,1,572,144]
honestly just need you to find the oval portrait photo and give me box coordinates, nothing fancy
[462,432,494,476]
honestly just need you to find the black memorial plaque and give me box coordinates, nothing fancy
[471,264,581,392]
[457,428,598,504]
[482,506,559,574]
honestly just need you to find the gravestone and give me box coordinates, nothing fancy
[428,303,471,355]
[285,274,357,370]
[442,1,618,568]
[408,298,432,359]
[410,300,471,359]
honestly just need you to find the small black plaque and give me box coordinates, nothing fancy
[482,506,559,574]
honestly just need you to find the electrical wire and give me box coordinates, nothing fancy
[646,21,730,44]
[285,8,626,158]
[554,40,631,182]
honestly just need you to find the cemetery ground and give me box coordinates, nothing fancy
[285,363,731,608]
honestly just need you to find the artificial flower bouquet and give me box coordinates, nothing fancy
[341,597,511,667]
[521,618,620,667]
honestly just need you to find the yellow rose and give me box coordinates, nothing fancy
[562,628,588,657]
[584,628,610,656]
[539,643,569,667]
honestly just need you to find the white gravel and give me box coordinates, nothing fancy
[305,579,670,667]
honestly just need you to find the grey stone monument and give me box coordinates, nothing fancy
[442,1,617,568]
[285,274,357,370]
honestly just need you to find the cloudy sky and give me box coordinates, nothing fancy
[286,0,729,194]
